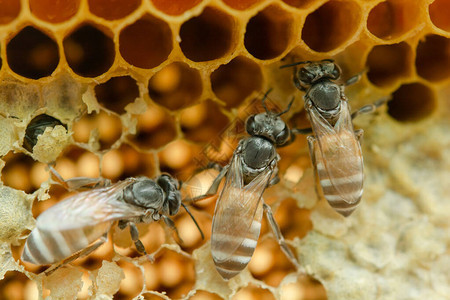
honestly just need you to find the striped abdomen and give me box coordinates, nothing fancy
[211,203,263,280]
[22,222,111,265]
[315,129,364,217]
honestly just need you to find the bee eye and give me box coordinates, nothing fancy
[245,115,256,134]
[275,126,290,145]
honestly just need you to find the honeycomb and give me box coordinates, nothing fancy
[0,0,449,299]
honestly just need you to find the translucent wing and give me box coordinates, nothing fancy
[308,101,364,204]
[36,178,147,232]
[211,152,274,264]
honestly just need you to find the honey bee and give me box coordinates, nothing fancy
[190,90,299,280]
[281,59,386,216]
[21,169,203,269]
[23,114,67,152]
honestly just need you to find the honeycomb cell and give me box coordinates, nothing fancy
[282,0,316,9]
[148,62,202,110]
[151,0,201,16]
[23,114,67,153]
[128,103,177,150]
[233,285,275,300]
[63,24,115,77]
[180,100,229,143]
[222,0,261,10]
[1,153,34,193]
[190,290,223,300]
[6,26,59,79]
[211,56,263,108]
[119,16,172,69]
[95,76,140,114]
[415,35,450,82]
[88,0,140,20]
[429,0,450,32]
[29,0,79,23]
[387,83,436,122]
[179,7,234,62]
[367,0,420,40]
[302,0,361,52]
[366,42,412,87]
[245,5,293,60]
[0,0,20,24]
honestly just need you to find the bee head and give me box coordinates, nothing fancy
[297,60,341,86]
[157,174,181,216]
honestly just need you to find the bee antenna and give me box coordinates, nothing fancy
[279,60,312,69]
[276,96,295,117]
[181,202,205,240]
[261,88,273,114]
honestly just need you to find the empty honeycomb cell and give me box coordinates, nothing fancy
[415,35,450,82]
[95,76,140,114]
[244,5,293,60]
[0,0,20,24]
[29,0,80,23]
[429,0,450,31]
[302,0,361,52]
[366,42,412,87]
[6,26,59,79]
[128,104,177,150]
[1,153,34,193]
[179,7,234,62]
[222,0,261,10]
[119,16,172,69]
[211,56,263,108]
[148,62,202,110]
[180,100,229,143]
[387,83,436,122]
[63,24,115,77]
[282,0,316,9]
[367,0,420,40]
[151,0,201,16]
[88,0,140,20]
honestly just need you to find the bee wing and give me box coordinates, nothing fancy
[36,178,147,232]
[308,101,364,204]
[211,153,274,264]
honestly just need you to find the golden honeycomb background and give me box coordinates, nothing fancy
[0,0,449,299]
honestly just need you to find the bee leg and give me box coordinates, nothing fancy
[344,68,366,86]
[128,222,153,262]
[48,165,110,191]
[268,166,280,186]
[307,135,323,198]
[44,234,108,276]
[162,216,184,245]
[263,203,300,269]
[183,164,229,204]
[351,97,388,120]
[293,67,308,92]
[354,129,364,143]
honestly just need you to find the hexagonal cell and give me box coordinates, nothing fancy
[29,0,80,23]
[222,0,261,10]
[282,0,316,9]
[245,5,293,60]
[116,261,144,299]
[88,0,140,20]
[0,0,20,24]
[127,103,177,150]
[6,26,59,79]
[23,114,67,153]
[151,0,201,16]
[95,76,140,114]
[190,290,223,300]
[366,42,413,87]
[72,110,123,150]
[1,152,36,193]
[233,285,275,300]
[387,83,436,122]
[415,34,450,82]
[119,15,172,69]
[180,100,229,143]
[302,0,361,52]
[429,0,450,32]
[280,276,327,300]
[211,56,263,108]
[63,24,115,77]
[179,7,235,62]
[367,0,420,40]
[0,271,30,300]
[159,139,197,172]
[148,62,202,110]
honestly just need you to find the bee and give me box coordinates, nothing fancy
[281,59,386,216]
[21,168,203,270]
[190,89,299,280]
[23,114,67,153]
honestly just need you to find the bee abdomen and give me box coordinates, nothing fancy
[211,219,261,280]
[22,227,91,265]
